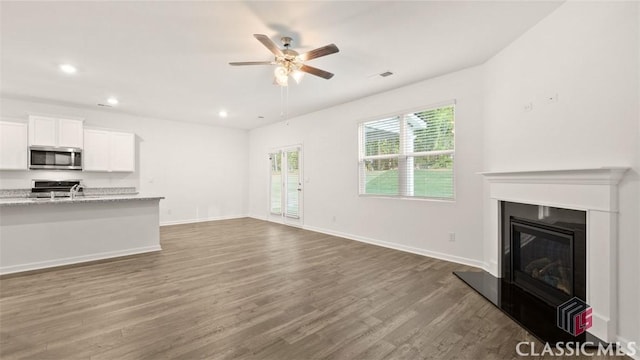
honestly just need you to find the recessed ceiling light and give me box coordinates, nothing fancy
[107,97,119,105]
[219,110,228,118]
[59,64,77,74]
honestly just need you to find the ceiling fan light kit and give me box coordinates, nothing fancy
[274,66,289,86]
[230,34,339,87]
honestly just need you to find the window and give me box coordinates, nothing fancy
[358,103,455,199]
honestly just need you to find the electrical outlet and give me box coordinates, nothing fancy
[449,232,456,242]
[524,102,533,112]
[167,209,172,215]
[332,215,336,223]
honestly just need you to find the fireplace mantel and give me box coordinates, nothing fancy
[481,167,629,342]
[480,167,628,185]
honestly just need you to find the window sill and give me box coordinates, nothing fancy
[358,194,456,203]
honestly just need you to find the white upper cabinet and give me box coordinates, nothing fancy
[109,131,135,172]
[0,121,28,170]
[83,129,110,171]
[83,129,135,172]
[57,118,84,148]
[29,115,84,148]
[28,116,57,147]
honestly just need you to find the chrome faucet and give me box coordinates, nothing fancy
[69,184,84,199]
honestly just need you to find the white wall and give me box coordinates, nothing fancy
[1,0,636,349]
[248,66,485,267]
[0,97,249,225]
[483,1,639,351]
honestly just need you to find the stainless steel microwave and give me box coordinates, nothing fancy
[29,146,82,170]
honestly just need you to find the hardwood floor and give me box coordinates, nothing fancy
[0,218,617,359]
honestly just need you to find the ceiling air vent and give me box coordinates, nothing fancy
[97,103,113,107]
[379,71,394,78]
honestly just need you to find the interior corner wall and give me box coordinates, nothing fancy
[0,97,250,225]
[483,1,640,351]
[248,66,485,267]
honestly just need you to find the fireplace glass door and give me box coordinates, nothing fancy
[511,219,574,306]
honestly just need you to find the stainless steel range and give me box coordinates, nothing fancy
[31,179,83,198]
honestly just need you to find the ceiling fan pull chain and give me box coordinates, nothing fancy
[280,85,285,119]
[279,84,290,120]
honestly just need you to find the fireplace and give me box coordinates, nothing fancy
[502,201,586,307]
[461,167,628,343]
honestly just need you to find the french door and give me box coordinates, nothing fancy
[269,145,303,226]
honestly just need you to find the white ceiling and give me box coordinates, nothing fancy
[0,1,562,130]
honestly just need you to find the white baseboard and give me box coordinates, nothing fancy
[483,260,499,277]
[248,213,268,221]
[247,216,484,269]
[617,336,640,360]
[0,245,162,275]
[298,223,485,269]
[160,214,249,226]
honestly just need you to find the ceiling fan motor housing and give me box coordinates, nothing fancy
[281,36,293,48]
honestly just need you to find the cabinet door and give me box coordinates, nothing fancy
[0,121,28,170]
[58,119,84,148]
[83,129,110,171]
[109,132,135,172]
[28,116,57,147]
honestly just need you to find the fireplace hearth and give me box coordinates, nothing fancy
[453,271,607,346]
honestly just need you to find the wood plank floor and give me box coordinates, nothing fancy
[0,218,617,359]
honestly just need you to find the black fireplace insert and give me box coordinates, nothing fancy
[502,202,586,306]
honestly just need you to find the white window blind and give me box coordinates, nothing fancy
[358,103,455,199]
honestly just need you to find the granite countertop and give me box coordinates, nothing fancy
[0,194,164,207]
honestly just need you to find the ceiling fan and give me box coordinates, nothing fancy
[230,34,339,86]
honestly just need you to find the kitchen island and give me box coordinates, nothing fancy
[0,195,164,275]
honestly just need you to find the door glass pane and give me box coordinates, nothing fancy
[270,152,282,214]
[285,150,299,219]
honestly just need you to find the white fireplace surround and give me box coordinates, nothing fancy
[481,167,629,343]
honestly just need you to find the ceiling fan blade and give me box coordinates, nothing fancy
[254,34,284,57]
[299,64,334,79]
[229,61,274,66]
[299,44,339,61]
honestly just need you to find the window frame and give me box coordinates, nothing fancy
[357,101,456,201]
